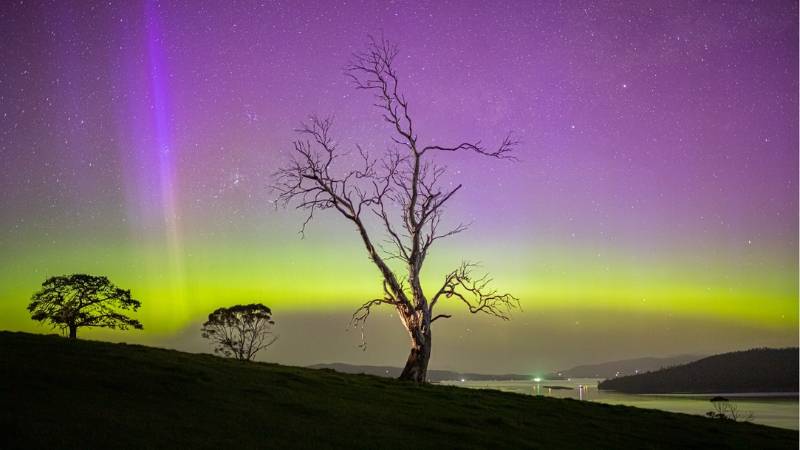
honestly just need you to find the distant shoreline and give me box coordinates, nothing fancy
[597,348,798,394]
[639,392,799,398]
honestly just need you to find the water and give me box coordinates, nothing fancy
[441,378,798,430]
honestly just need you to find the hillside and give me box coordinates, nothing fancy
[547,355,703,379]
[598,348,799,394]
[308,363,530,381]
[0,331,796,450]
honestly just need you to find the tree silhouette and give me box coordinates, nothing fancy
[201,304,278,361]
[273,36,520,382]
[28,274,143,339]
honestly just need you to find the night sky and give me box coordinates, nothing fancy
[1,0,797,374]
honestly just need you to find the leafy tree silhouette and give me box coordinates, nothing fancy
[201,304,278,361]
[28,274,143,339]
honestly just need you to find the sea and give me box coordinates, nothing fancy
[441,378,798,430]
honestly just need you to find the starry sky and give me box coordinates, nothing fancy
[0,0,797,374]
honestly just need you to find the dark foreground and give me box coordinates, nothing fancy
[0,332,796,450]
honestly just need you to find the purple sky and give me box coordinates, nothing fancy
[0,0,797,373]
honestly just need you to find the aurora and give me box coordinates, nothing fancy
[0,0,796,374]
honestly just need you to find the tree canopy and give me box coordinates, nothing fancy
[28,274,143,339]
[201,304,278,361]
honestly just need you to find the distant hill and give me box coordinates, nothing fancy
[308,363,531,382]
[597,348,799,394]
[546,355,703,379]
[311,356,705,382]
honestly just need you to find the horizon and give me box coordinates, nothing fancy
[0,0,797,374]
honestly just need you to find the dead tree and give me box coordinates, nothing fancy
[272,37,520,382]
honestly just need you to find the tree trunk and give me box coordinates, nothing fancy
[68,325,77,339]
[398,329,431,382]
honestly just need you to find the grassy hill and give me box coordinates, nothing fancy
[0,331,796,450]
[598,348,799,394]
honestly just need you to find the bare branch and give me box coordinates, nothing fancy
[348,298,386,350]
[347,35,415,147]
[421,132,521,161]
[429,262,520,320]
[348,279,402,349]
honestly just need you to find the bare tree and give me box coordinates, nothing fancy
[707,398,755,422]
[272,36,520,382]
[726,403,755,423]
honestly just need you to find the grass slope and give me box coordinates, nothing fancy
[0,332,796,450]
[598,348,799,394]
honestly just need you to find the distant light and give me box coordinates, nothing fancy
[534,378,541,382]
[461,379,465,382]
